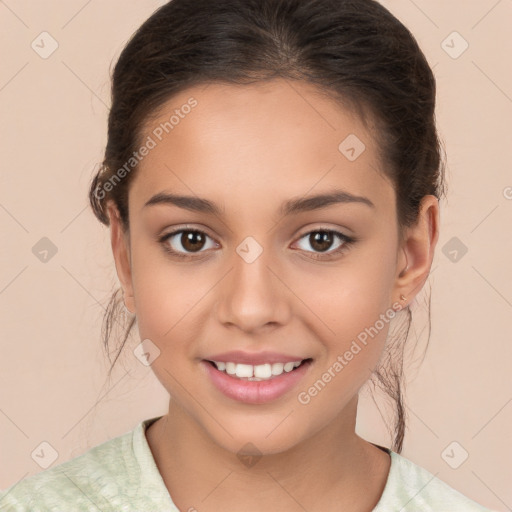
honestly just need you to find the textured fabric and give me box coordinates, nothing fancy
[372,447,494,511]
[1,416,494,511]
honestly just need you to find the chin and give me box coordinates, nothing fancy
[204,416,307,459]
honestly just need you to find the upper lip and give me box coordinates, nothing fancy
[204,351,309,365]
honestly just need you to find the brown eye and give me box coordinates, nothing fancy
[294,228,355,260]
[180,231,207,252]
[159,229,217,258]
[309,231,335,252]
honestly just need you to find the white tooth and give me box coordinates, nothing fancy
[283,362,295,372]
[235,363,253,378]
[218,360,303,379]
[271,363,284,375]
[254,363,272,379]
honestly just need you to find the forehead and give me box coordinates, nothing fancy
[129,79,394,216]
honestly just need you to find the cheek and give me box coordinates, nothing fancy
[295,259,397,419]
[293,241,397,342]
[291,237,398,398]
[129,244,204,347]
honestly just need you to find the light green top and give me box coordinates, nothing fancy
[1,416,494,511]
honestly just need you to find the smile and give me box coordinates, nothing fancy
[201,358,313,404]
[209,360,304,380]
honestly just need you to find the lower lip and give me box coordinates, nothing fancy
[201,359,312,404]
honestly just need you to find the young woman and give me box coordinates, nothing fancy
[1,0,495,510]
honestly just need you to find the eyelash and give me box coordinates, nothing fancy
[157,226,356,261]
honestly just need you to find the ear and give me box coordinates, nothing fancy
[106,201,136,314]
[393,195,440,307]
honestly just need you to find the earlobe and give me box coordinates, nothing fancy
[394,195,440,306]
[106,201,136,314]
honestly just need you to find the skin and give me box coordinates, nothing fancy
[107,78,439,512]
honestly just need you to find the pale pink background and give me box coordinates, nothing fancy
[1,1,511,510]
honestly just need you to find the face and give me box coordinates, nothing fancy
[109,79,425,456]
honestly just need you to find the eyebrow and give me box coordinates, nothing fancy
[143,189,375,216]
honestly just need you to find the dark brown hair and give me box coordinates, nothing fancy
[88,0,446,453]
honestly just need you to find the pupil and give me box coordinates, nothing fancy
[311,231,332,252]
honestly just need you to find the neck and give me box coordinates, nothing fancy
[146,395,390,512]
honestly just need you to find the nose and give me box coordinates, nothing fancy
[214,243,291,333]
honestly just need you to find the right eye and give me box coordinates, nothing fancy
[158,228,219,259]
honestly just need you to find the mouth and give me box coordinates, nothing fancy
[204,358,313,381]
[201,358,314,404]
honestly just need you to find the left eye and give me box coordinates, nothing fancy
[294,229,354,256]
